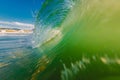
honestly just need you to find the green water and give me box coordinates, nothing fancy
[31,0,120,80]
[99,76,120,80]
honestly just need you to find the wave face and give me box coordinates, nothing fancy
[33,0,75,48]
[33,0,120,80]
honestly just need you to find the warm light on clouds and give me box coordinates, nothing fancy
[0,21,34,30]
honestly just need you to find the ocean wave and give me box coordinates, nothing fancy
[1,0,120,80]
[32,0,120,80]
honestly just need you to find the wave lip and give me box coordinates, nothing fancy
[33,0,75,48]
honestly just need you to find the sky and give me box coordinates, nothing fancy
[0,0,44,30]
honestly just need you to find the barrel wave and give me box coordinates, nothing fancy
[1,0,120,80]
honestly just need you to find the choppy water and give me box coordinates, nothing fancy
[0,35,32,51]
[0,34,36,80]
[0,35,32,62]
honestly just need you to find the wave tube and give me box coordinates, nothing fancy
[32,0,120,80]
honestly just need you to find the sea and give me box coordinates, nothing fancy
[0,34,32,51]
[0,34,32,60]
[0,34,37,80]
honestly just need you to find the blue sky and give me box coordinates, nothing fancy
[0,0,44,23]
[0,0,44,27]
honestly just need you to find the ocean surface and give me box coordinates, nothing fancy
[0,34,32,51]
[0,34,37,80]
[1,0,120,80]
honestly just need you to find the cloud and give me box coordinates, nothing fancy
[0,21,34,30]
